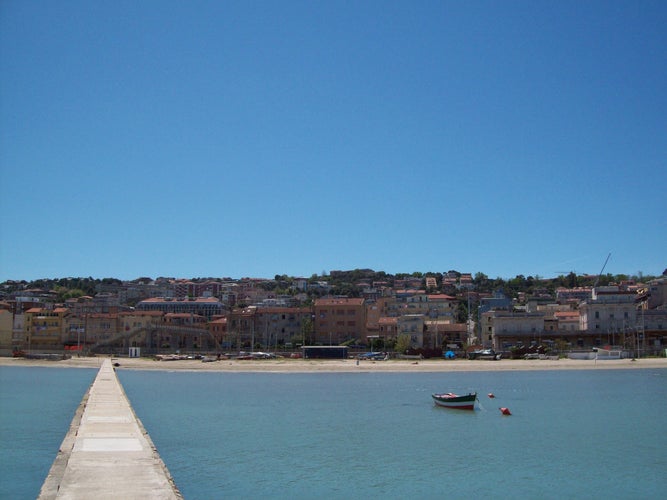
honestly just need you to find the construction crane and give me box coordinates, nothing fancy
[593,253,612,288]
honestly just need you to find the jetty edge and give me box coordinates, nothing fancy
[39,359,182,499]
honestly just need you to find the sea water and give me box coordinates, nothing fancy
[118,368,667,500]
[2,367,666,499]
[0,366,97,499]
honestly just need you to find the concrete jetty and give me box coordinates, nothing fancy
[39,359,182,499]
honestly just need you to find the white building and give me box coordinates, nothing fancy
[578,287,637,335]
[482,311,545,349]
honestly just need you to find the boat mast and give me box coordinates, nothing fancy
[467,290,474,346]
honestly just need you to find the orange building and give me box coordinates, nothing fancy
[314,297,366,345]
[25,307,68,348]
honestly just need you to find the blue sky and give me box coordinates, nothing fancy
[1,0,665,282]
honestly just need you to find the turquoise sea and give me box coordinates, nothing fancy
[2,365,667,499]
[0,366,97,499]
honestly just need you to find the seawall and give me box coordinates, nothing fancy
[39,359,182,499]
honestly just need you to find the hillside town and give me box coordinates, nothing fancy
[1,270,666,359]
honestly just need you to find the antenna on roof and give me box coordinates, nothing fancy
[593,253,612,288]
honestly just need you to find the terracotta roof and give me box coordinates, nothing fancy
[554,311,579,319]
[254,307,312,314]
[165,313,206,319]
[140,297,222,304]
[428,294,457,301]
[315,298,364,306]
[436,323,468,332]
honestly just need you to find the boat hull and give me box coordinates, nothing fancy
[432,392,477,410]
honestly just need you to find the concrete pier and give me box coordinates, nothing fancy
[39,359,182,499]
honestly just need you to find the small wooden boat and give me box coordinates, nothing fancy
[432,392,477,410]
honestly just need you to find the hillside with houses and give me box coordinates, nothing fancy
[1,269,666,358]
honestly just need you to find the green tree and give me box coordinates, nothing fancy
[394,334,411,354]
[300,316,313,345]
[473,272,488,287]
[54,286,86,302]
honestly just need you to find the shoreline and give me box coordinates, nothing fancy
[1,356,666,373]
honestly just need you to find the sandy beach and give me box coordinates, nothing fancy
[1,355,665,373]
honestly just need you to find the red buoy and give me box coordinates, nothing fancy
[499,407,511,415]
[488,393,495,398]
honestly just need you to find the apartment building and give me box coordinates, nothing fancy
[397,314,424,348]
[64,294,121,315]
[459,273,474,289]
[640,309,667,353]
[207,316,227,348]
[427,294,458,319]
[136,297,224,319]
[0,307,12,352]
[578,287,637,334]
[479,291,512,313]
[556,287,592,304]
[388,290,427,316]
[227,306,259,349]
[393,277,422,289]
[642,278,667,310]
[162,313,210,350]
[173,280,226,298]
[252,307,313,348]
[377,314,424,348]
[377,316,398,340]
[25,307,68,348]
[224,306,314,349]
[119,310,164,333]
[81,313,120,346]
[365,296,396,338]
[314,297,366,345]
[482,311,546,349]
[554,311,580,332]
[436,323,469,349]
